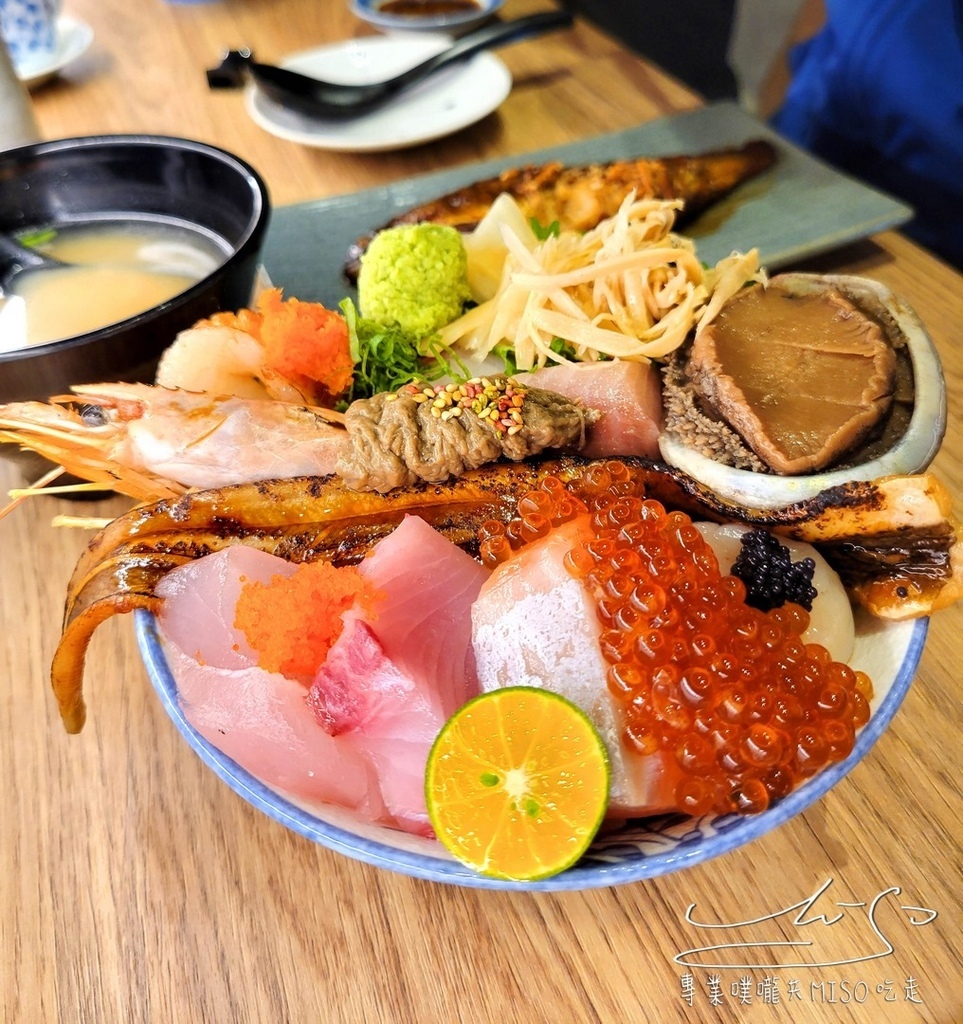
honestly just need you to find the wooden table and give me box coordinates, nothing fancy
[4,1,962,1021]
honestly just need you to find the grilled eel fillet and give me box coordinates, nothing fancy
[51,458,961,733]
[344,140,778,281]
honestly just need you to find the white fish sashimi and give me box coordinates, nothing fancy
[162,634,381,816]
[157,545,298,670]
[155,518,489,836]
[156,546,388,824]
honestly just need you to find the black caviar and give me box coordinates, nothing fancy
[730,528,818,612]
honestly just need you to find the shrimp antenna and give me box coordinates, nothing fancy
[0,465,65,520]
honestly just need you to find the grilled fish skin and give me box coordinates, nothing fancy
[51,458,961,734]
[344,140,778,281]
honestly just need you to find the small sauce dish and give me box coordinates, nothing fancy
[350,0,503,34]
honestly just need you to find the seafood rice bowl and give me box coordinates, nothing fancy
[7,157,959,886]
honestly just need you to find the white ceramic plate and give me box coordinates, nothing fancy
[17,14,93,89]
[244,35,512,152]
[350,0,503,34]
[136,606,925,891]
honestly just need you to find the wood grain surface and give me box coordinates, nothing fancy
[4,1,961,1021]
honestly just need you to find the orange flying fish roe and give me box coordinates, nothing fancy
[256,288,354,398]
[196,289,354,399]
[478,462,874,817]
[234,560,382,682]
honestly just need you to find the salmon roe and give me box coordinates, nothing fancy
[479,463,874,817]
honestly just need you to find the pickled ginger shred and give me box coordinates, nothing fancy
[440,194,763,370]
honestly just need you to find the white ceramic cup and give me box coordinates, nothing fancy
[0,0,60,76]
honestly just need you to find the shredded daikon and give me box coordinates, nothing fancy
[440,194,765,370]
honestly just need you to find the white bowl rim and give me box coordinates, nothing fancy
[350,0,504,32]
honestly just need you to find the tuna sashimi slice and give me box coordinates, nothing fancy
[471,517,683,817]
[308,617,445,741]
[517,360,663,459]
[309,617,444,835]
[358,513,490,716]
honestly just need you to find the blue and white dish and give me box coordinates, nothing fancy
[350,0,503,35]
[17,14,92,88]
[1,0,57,71]
[136,607,925,891]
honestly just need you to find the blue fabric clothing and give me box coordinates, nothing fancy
[771,0,963,268]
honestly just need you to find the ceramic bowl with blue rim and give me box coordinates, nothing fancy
[136,607,925,891]
[349,0,503,35]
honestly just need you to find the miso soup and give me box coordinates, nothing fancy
[0,219,228,352]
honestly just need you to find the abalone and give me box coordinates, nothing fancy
[659,273,946,509]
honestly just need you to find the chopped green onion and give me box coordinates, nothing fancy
[339,298,469,406]
[17,228,57,249]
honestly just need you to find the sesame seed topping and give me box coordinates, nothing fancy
[394,376,529,434]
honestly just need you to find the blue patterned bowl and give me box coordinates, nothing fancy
[0,0,57,74]
[137,609,925,891]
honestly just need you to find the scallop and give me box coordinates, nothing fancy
[694,521,855,664]
[659,273,946,510]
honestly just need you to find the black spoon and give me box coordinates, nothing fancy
[0,233,64,296]
[206,10,573,119]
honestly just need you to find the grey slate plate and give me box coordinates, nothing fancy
[260,100,913,307]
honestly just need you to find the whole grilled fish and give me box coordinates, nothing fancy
[344,139,778,281]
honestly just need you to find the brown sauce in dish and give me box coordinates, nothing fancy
[378,0,480,14]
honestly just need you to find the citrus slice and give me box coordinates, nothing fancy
[425,686,610,881]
